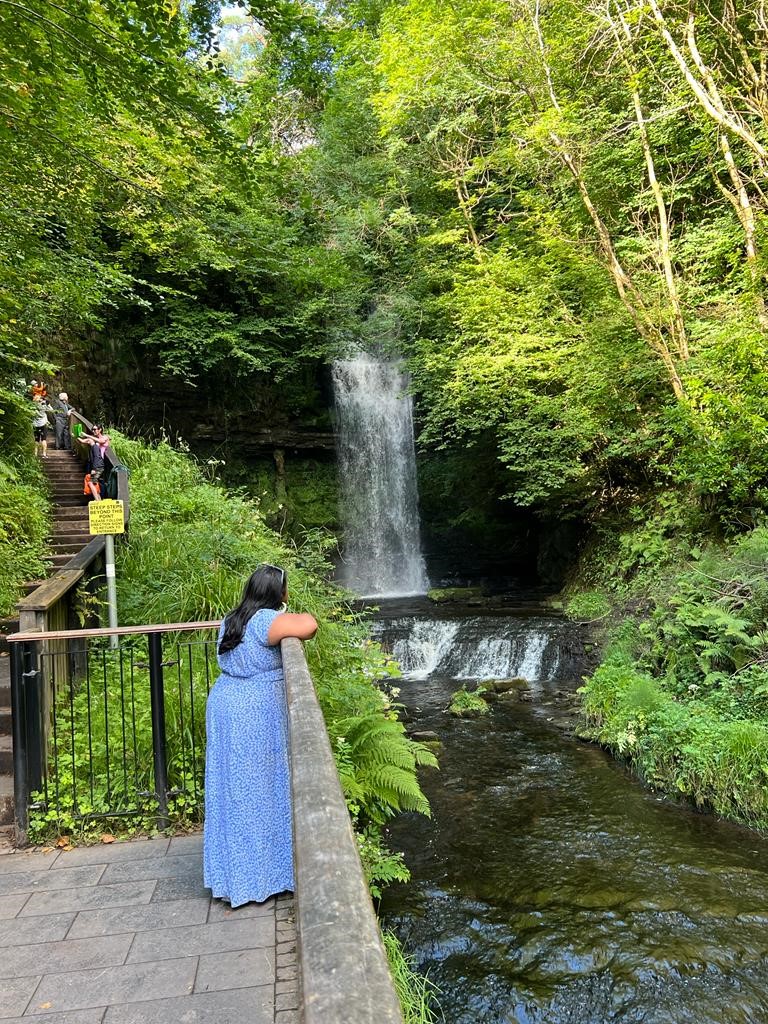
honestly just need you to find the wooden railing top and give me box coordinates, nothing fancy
[7,620,222,643]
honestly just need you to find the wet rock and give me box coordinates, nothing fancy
[497,689,521,702]
[491,677,530,694]
[480,690,500,703]
[410,730,440,743]
[427,586,484,604]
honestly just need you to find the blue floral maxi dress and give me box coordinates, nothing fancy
[204,608,294,906]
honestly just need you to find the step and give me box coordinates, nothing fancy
[57,499,87,507]
[0,775,13,828]
[53,510,89,521]
[48,555,75,568]
[51,531,91,543]
[50,542,88,554]
[0,736,12,775]
[0,710,10,736]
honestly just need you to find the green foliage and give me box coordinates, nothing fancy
[382,931,440,1024]
[0,462,50,617]
[564,590,611,623]
[580,527,768,827]
[357,826,411,900]
[448,684,490,716]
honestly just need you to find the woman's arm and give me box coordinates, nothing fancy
[267,612,318,645]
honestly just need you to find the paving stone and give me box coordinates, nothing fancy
[194,948,275,992]
[27,958,197,1014]
[275,992,299,1012]
[68,899,210,939]
[0,912,75,948]
[128,917,275,963]
[275,981,297,995]
[276,964,297,982]
[206,897,274,922]
[0,976,41,1018]
[274,1010,299,1024]
[276,952,294,968]
[149,876,207,903]
[0,893,29,920]
[0,852,59,875]
[100,985,273,1024]
[0,933,133,980]
[0,1011,104,1024]
[100,855,200,886]
[167,835,203,855]
[51,840,169,868]
[276,939,296,955]
[0,865,105,897]
[20,880,156,917]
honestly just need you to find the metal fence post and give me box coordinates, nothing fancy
[22,643,43,798]
[148,632,170,830]
[9,642,29,846]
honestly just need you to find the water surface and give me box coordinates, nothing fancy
[379,609,768,1024]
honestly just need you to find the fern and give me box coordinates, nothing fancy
[332,712,437,823]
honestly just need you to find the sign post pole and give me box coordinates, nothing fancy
[105,533,118,650]
[88,499,125,651]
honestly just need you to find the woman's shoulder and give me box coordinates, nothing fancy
[247,606,281,640]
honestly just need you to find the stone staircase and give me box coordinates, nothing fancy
[0,445,89,826]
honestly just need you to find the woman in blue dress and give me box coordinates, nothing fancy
[204,564,318,907]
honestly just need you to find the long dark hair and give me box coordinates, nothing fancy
[218,565,287,654]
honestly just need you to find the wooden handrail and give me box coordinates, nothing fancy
[7,620,222,643]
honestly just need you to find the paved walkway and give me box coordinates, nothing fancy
[0,834,298,1023]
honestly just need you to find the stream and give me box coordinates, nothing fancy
[376,601,768,1024]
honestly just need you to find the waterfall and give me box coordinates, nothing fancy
[332,354,429,597]
[384,617,563,682]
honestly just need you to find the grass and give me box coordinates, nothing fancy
[382,931,440,1024]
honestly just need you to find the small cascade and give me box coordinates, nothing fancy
[332,354,429,598]
[383,617,564,682]
[392,621,461,679]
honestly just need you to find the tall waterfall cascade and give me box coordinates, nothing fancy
[332,355,429,597]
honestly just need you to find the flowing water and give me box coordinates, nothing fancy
[377,605,768,1024]
[331,355,428,597]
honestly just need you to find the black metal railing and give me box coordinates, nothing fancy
[8,622,219,844]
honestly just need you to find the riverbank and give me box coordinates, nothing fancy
[569,525,768,831]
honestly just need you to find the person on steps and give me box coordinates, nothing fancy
[51,392,75,451]
[204,564,318,907]
[31,395,54,459]
[79,425,110,501]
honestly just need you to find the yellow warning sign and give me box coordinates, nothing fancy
[89,499,125,535]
